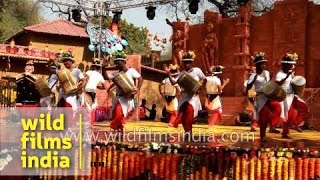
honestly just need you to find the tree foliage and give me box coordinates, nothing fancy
[163,0,276,23]
[117,19,151,54]
[0,0,43,42]
[165,0,320,23]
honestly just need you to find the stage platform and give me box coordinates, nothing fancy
[92,121,320,150]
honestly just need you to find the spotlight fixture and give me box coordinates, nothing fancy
[112,10,122,24]
[237,0,249,6]
[146,6,156,20]
[188,0,200,14]
[71,9,82,22]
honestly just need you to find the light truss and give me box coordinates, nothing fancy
[38,0,178,12]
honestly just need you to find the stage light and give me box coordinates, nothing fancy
[146,6,156,20]
[112,10,122,24]
[71,9,82,22]
[237,0,249,6]
[188,0,200,14]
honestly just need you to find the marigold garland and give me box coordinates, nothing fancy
[86,142,320,180]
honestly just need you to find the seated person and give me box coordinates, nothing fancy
[141,104,157,120]
[148,104,157,120]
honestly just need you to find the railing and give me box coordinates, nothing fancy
[141,56,172,70]
[0,77,17,107]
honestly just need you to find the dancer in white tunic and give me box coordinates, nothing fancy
[40,60,60,109]
[107,54,143,132]
[166,51,206,133]
[57,50,86,111]
[159,64,181,125]
[205,65,229,127]
[246,52,282,141]
[275,53,308,138]
[84,60,106,109]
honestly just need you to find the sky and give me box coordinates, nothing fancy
[38,0,216,52]
[38,0,320,52]
[40,2,177,52]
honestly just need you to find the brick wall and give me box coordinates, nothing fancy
[185,0,320,96]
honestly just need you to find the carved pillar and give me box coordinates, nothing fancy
[150,50,161,68]
[172,21,189,65]
[203,10,222,73]
[233,2,252,96]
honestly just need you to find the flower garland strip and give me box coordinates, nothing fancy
[86,142,320,180]
[38,144,320,179]
[91,142,320,158]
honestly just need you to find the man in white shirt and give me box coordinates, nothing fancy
[165,51,206,134]
[107,55,143,132]
[275,53,308,138]
[40,60,60,108]
[84,60,106,107]
[205,65,229,127]
[159,64,181,125]
[246,52,282,141]
[57,52,86,111]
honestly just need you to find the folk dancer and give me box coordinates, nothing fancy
[107,52,143,132]
[159,64,181,125]
[84,59,107,110]
[243,69,257,130]
[275,53,308,138]
[246,52,282,141]
[39,60,60,109]
[205,65,229,126]
[165,51,206,134]
[57,50,86,111]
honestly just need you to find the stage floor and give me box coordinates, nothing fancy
[92,121,320,150]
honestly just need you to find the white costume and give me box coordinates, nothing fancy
[162,77,180,112]
[85,70,105,93]
[247,70,270,120]
[40,74,59,108]
[205,75,222,113]
[59,68,84,111]
[275,70,305,121]
[109,68,141,117]
[177,67,205,117]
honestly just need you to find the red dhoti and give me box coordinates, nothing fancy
[166,96,178,125]
[205,94,222,126]
[57,98,72,108]
[57,98,74,128]
[168,111,177,125]
[282,96,308,136]
[110,102,126,131]
[173,102,194,133]
[207,109,221,126]
[259,100,282,139]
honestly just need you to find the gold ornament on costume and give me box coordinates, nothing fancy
[169,64,179,71]
[183,50,196,59]
[251,52,265,60]
[286,52,298,61]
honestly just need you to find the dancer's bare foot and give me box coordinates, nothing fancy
[292,125,302,132]
[250,126,256,132]
[282,134,291,139]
